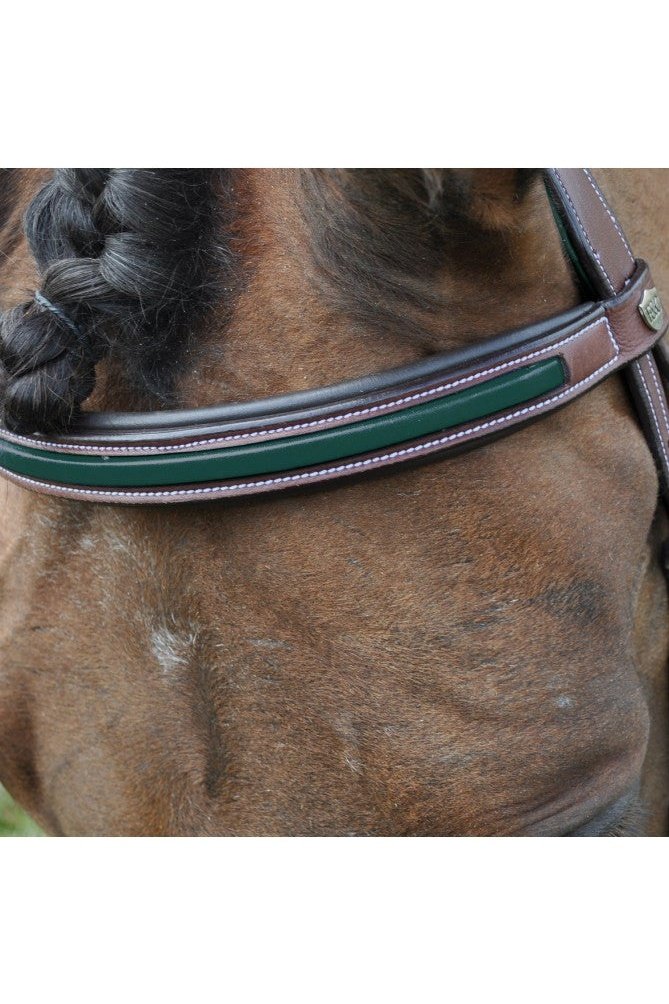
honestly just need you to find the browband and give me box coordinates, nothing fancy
[0,169,667,505]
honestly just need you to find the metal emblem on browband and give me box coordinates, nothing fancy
[638,287,665,331]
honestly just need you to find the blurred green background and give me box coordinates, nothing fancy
[0,784,43,836]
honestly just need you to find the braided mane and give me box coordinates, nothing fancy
[0,169,220,433]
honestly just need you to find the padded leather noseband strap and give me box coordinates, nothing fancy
[0,169,667,504]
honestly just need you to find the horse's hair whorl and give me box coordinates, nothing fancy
[0,168,216,434]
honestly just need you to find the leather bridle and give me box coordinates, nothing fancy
[0,168,668,506]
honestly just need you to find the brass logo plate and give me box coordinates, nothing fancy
[638,287,665,331]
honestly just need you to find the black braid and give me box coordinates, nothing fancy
[0,169,218,433]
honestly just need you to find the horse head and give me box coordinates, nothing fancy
[0,169,666,834]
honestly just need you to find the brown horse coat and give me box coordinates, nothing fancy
[0,169,667,835]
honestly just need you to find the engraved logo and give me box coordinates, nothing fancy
[638,287,665,332]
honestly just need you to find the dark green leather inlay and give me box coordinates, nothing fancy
[0,359,564,488]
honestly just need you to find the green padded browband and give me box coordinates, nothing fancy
[0,255,665,504]
[0,359,564,488]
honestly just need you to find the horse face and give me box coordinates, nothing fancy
[0,169,666,834]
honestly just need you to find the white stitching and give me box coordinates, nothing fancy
[636,359,669,473]
[582,169,636,264]
[553,170,616,295]
[0,317,612,456]
[646,355,669,433]
[1,320,621,502]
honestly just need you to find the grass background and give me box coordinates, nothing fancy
[0,784,43,836]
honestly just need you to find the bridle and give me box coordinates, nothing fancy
[0,168,667,507]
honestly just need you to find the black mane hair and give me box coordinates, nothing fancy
[0,169,224,433]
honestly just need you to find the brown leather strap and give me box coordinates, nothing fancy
[547,169,669,503]
[546,168,637,295]
[627,355,669,486]
[0,262,663,504]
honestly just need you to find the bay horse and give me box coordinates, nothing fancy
[0,169,667,835]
